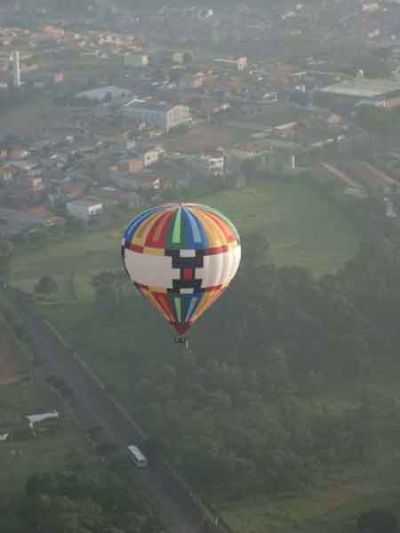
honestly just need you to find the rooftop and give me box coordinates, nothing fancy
[66,198,103,208]
[76,86,132,101]
[124,99,186,111]
[0,208,46,238]
[319,78,400,98]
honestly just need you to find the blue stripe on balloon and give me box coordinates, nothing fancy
[124,206,163,243]
[181,208,196,249]
[183,208,209,249]
[185,295,200,322]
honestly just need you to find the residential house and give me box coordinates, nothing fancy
[76,86,132,103]
[213,56,248,72]
[25,175,45,193]
[0,207,46,239]
[61,182,86,201]
[201,152,225,175]
[138,174,162,191]
[123,53,149,67]
[0,165,15,183]
[179,71,207,89]
[142,145,164,167]
[110,158,145,175]
[123,100,192,131]
[180,151,225,176]
[66,198,103,221]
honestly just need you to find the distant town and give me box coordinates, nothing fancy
[1,0,400,238]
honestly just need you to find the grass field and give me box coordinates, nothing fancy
[201,181,359,274]
[0,380,87,495]
[0,297,89,498]
[164,123,256,153]
[10,179,361,297]
[220,461,400,533]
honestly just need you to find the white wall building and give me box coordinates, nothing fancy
[143,146,164,167]
[10,50,21,87]
[124,101,191,131]
[123,53,149,67]
[67,199,103,221]
[76,86,132,103]
[213,56,248,71]
[201,153,225,175]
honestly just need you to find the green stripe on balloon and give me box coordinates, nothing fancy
[172,208,182,244]
[174,297,182,322]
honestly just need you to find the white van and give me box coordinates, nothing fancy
[127,444,148,468]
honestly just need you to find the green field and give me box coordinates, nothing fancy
[11,179,361,296]
[0,297,89,499]
[221,460,400,533]
[201,181,359,273]
[0,380,87,495]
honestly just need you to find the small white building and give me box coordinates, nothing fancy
[76,86,132,103]
[175,151,225,176]
[143,145,164,167]
[124,101,191,131]
[201,152,225,175]
[214,56,248,72]
[26,410,59,429]
[67,199,103,222]
[123,53,149,67]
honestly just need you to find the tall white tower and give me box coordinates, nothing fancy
[11,51,21,88]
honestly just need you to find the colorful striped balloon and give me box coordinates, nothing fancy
[121,203,241,336]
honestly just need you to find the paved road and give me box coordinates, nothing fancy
[13,291,204,533]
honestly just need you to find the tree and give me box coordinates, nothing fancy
[0,239,13,282]
[358,509,398,533]
[91,271,126,314]
[22,467,163,533]
[34,275,58,295]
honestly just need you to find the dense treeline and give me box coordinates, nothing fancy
[60,221,400,502]
[2,465,163,533]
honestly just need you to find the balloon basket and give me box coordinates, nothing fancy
[174,336,190,350]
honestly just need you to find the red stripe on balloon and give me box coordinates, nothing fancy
[144,211,174,248]
[204,245,228,255]
[129,244,144,253]
[154,293,176,322]
[173,322,191,335]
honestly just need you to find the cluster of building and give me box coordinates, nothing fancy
[2,0,400,238]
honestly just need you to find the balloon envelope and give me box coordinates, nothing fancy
[121,203,241,335]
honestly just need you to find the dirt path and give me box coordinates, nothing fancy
[321,162,361,188]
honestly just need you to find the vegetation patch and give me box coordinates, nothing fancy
[11,179,361,303]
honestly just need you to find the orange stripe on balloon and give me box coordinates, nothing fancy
[132,211,165,247]
[190,207,226,248]
[141,289,168,318]
[202,210,237,243]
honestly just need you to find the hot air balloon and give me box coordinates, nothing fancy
[121,203,241,345]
